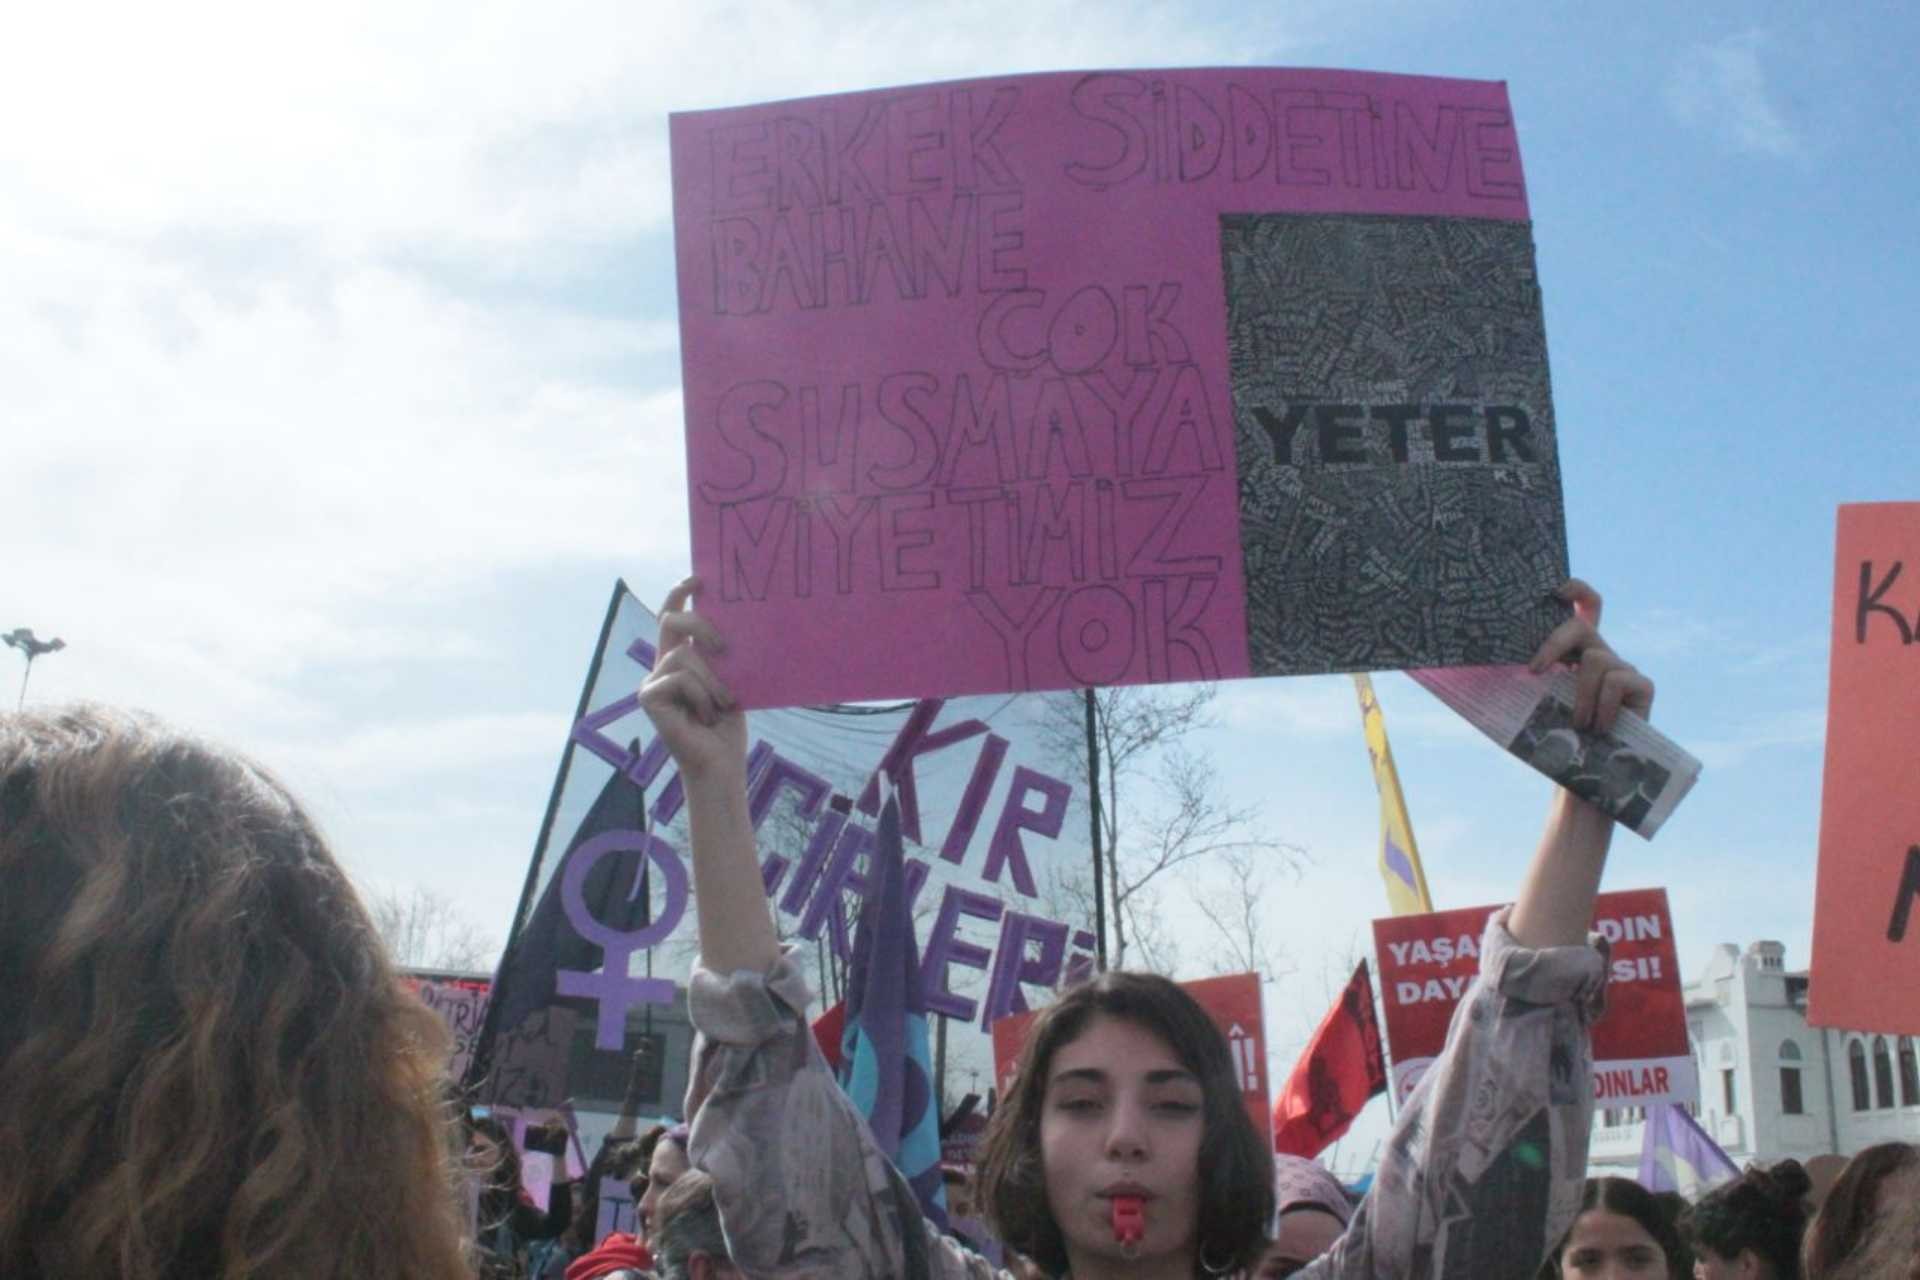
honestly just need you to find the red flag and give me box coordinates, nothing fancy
[1271,961,1387,1158]
[812,1000,846,1073]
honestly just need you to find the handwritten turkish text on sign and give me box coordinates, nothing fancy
[398,973,491,1084]
[671,69,1569,707]
[1810,503,1920,1034]
[1372,888,1692,1106]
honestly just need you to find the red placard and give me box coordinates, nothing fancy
[990,971,1269,1143]
[1810,503,1920,1033]
[1372,888,1692,1106]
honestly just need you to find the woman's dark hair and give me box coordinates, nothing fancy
[651,1170,727,1280]
[626,1122,674,1199]
[974,970,1273,1277]
[1544,1177,1684,1278]
[1804,1144,1919,1278]
[0,705,470,1280]
[1687,1160,1814,1280]
[1650,1190,1696,1278]
[470,1114,524,1211]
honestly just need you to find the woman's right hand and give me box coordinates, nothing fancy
[638,576,746,783]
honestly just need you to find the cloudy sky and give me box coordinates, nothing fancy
[6,1,1916,1161]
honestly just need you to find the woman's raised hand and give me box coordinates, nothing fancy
[1528,578,1655,733]
[639,577,746,782]
[637,577,780,975]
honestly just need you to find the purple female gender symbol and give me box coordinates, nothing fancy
[554,829,689,1049]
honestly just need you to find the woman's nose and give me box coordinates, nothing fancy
[1104,1099,1150,1160]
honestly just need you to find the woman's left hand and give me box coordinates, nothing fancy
[1528,578,1655,734]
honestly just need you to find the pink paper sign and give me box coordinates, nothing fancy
[672,68,1566,708]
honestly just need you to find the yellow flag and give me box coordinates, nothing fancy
[1353,674,1433,915]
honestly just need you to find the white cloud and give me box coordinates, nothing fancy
[0,0,1272,250]
[3,0,1311,747]
[1666,30,1803,159]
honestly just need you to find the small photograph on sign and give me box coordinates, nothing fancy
[1505,697,1674,830]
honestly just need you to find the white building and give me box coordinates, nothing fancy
[1590,940,1920,1175]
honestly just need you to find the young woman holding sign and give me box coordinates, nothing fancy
[640,576,1653,1280]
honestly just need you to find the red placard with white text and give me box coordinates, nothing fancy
[990,971,1269,1143]
[1810,504,1920,1034]
[1372,888,1693,1106]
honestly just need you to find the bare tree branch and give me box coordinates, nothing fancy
[367,884,497,972]
[1044,685,1304,970]
[1190,841,1305,982]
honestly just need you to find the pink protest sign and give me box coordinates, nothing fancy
[671,68,1568,708]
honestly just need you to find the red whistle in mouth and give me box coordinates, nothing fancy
[1111,1195,1146,1249]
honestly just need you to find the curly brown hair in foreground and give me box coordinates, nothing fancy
[0,705,471,1280]
[974,970,1274,1277]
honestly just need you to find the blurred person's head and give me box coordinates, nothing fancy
[1650,1191,1697,1278]
[1549,1177,1682,1280]
[1819,1193,1920,1280]
[468,1114,522,1197]
[564,1134,643,1253]
[1688,1161,1813,1280]
[1254,1154,1353,1277]
[1804,1144,1920,1280]
[635,1124,690,1243]
[0,704,469,1280]
[649,1170,740,1280]
[942,1162,975,1221]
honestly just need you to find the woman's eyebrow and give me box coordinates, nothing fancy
[1049,1066,1109,1087]
[1049,1066,1200,1087]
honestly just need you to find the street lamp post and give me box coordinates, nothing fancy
[4,628,67,710]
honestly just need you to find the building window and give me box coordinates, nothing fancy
[1874,1037,1897,1109]
[1901,1040,1920,1106]
[1779,1039,1802,1062]
[1851,1039,1872,1111]
[1781,1067,1805,1115]
[1723,1068,1738,1114]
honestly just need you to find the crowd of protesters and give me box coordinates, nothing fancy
[3,582,1917,1279]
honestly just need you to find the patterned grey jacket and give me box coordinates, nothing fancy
[683,909,1607,1279]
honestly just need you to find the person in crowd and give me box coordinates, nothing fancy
[0,704,471,1280]
[1649,1191,1697,1278]
[649,1170,741,1280]
[1804,1144,1919,1279]
[537,1134,641,1279]
[1544,1177,1684,1279]
[566,1123,674,1280]
[638,575,1652,1279]
[471,1113,577,1278]
[1255,1156,1355,1277]
[1686,1161,1814,1280]
[1818,1194,1920,1280]
[636,1124,691,1245]
[945,1162,1007,1264]
[539,1049,666,1279]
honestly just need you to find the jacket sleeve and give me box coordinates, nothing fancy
[508,1179,573,1241]
[1305,908,1609,1280]
[682,947,1005,1280]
